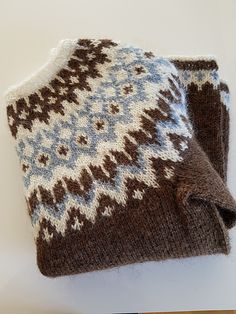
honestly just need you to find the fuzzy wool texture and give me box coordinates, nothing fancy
[5,39,236,277]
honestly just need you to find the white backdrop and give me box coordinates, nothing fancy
[0,0,236,313]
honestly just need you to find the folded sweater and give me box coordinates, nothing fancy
[5,39,236,277]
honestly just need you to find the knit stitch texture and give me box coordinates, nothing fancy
[169,57,230,181]
[5,39,236,277]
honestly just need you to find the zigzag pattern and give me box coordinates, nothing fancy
[17,58,186,196]
[19,80,188,195]
[7,39,193,243]
[30,99,191,239]
[32,142,187,240]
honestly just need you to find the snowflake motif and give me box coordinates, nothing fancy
[76,132,90,148]
[36,153,50,168]
[133,65,147,77]
[59,87,68,96]
[107,102,122,115]
[56,145,71,160]
[92,117,108,133]
[121,83,136,96]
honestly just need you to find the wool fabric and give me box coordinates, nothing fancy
[169,57,230,182]
[5,39,236,277]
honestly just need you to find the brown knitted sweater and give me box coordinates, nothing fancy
[170,57,230,182]
[5,39,236,277]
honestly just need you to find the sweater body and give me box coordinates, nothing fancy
[6,39,236,276]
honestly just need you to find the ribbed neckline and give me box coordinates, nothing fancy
[4,39,78,104]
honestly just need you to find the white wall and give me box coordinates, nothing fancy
[0,0,236,313]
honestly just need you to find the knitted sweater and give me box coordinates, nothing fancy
[5,39,236,277]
